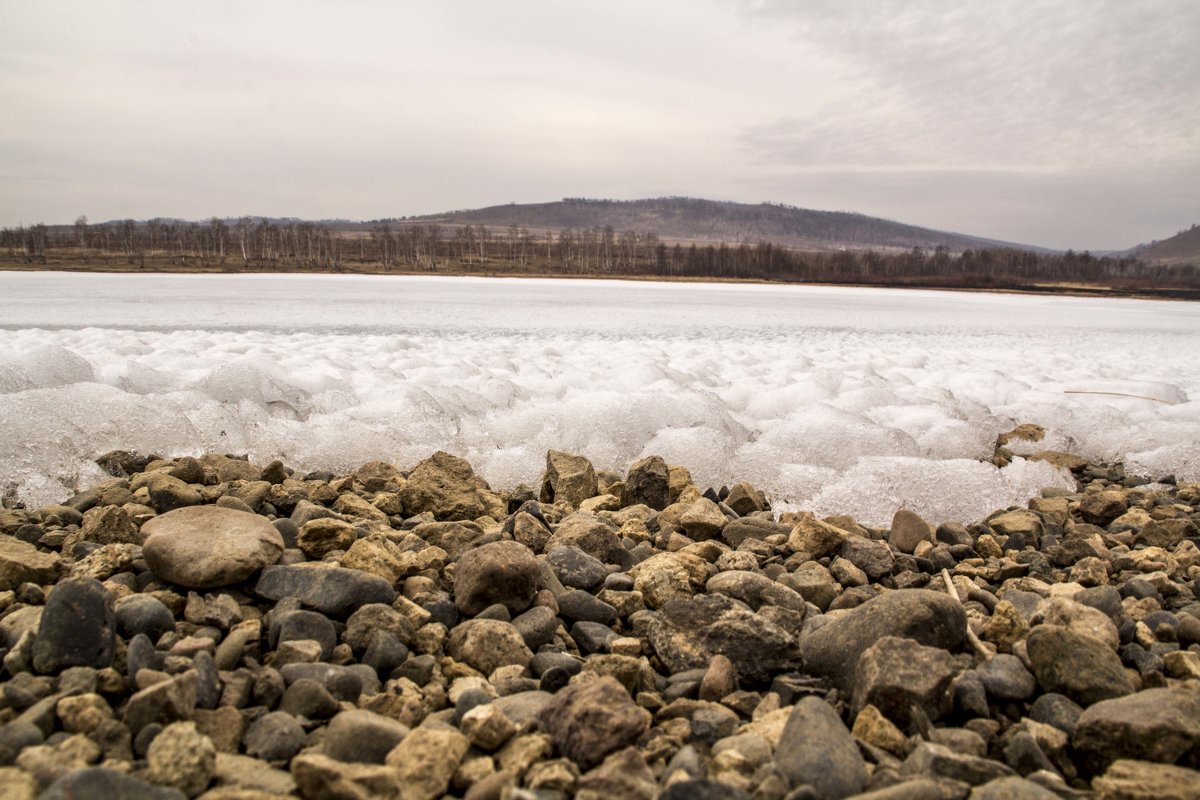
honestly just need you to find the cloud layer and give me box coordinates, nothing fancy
[0,1,1195,250]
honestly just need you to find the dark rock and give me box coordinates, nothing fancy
[622,455,670,511]
[890,509,933,554]
[1025,625,1132,706]
[1073,685,1200,774]
[270,609,338,661]
[1028,693,1083,737]
[323,709,410,764]
[851,636,961,727]
[193,650,221,710]
[772,696,868,799]
[969,776,1060,799]
[705,570,806,612]
[512,605,561,651]
[1001,730,1057,776]
[255,564,395,618]
[538,676,651,769]
[124,670,198,734]
[841,536,896,580]
[32,577,115,673]
[453,540,541,616]
[41,767,187,800]
[548,513,632,569]
[546,545,608,591]
[530,651,583,678]
[720,518,790,548]
[901,741,1017,786]
[699,654,737,702]
[976,654,1037,701]
[244,710,307,762]
[571,621,618,654]
[280,677,339,719]
[659,779,750,800]
[647,593,801,682]
[362,630,408,678]
[799,589,967,690]
[557,589,618,625]
[115,595,175,642]
[279,663,375,699]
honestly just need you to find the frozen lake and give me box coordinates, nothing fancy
[2,271,1199,524]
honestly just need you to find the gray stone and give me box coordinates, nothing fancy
[772,696,868,799]
[255,564,395,618]
[852,636,961,727]
[115,595,175,642]
[1025,625,1132,707]
[799,589,967,690]
[976,654,1037,701]
[40,767,187,800]
[538,676,651,769]
[890,509,933,554]
[546,545,607,591]
[142,506,284,589]
[32,577,115,673]
[323,709,410,764]
[243,711,306,762]
[622,455,670,511]
[1073,686,1200,773]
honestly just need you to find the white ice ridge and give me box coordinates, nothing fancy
[1,274,1198,525]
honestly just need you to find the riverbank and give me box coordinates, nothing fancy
[2,261,1197,302]
[1,447,1198,798]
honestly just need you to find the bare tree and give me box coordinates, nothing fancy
[74,215,90,263]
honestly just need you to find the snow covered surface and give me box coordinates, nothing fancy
[2,271,1198,525]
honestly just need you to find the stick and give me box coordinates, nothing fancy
[941,569,993,661]
[1063,390,1170,405]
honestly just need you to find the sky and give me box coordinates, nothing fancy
[1,1,1197,251]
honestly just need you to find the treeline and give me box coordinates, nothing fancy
[3,217,1198,292]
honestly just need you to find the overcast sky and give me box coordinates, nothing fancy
[1,1,1197,250]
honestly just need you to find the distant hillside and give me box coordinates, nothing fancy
[1136,224,1200,265]
[406,197,1043,253]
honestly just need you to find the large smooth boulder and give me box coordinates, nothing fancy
[799,590,967,690]
[399,451,506,521]
[141,506,284,589]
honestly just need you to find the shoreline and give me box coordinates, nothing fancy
[2,262,1198,303]
[1,446,1199,796]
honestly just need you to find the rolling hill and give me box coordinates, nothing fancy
[404,197,1044,253]
[1134,224,1200,266]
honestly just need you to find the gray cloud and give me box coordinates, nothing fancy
[0,1,1195,251]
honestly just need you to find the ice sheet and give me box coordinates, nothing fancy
[1,272,1198,524]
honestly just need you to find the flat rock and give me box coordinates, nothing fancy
[1073,686,1200,774]
[0,534,62,590]
[1092,759,1200,800]
[40,767,187,800]
[799,589,967,690]
[142,506,284,589]
[255,564,395,618]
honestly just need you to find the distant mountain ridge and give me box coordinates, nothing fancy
[405,197,1047,253]
[1131,224,1200,266]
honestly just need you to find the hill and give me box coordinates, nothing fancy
[1135,224,1200,266]
[405,197,1042,253]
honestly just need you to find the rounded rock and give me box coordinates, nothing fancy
[142,506,284,589]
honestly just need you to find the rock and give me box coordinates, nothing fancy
[890,508,933,554]
[1092,759,1200,800]
[576,747,658,800]
[1078,490,1128,526]
[541,450,599,508]
[679,498,728,540]
[399,451,506,521]
[291,753,402,800]
[705,570,806,612]
[841,536,896,580]
[146,721,216,798]
[968,776,1060,799]
[787,513,849,558]
[32,577,115,673]
[1034,596,1119,650]
[512,605,560,651]
[461,703,518,750]
[385,726,470,800]
[777,568,840,611]
[453,540,540,616]
[78,504,143,545]
[270,609,337,660]
[243,711,306,762]
[40,767,187,800]
[255,564,395,618]
[0,534,62,590]
[1073,686,1200,773]
[124,670,198,734]
[1025,625,1132,707]
[851,703,908,757]
[295,518,358,559]
[772,696,868,799]
[332,491,390,524]
[447,619,533,675]
[548,513,630,567]
[142,507,284,589]
[799,589,967,690]
[852,636,961,726]
[724,481,765,516]
[660,779,750,800]
[987,509,1043,541]
[628,551,712,609]
[115,594,176,642]
[901,741,1017,786]
[146,473,203,513]
[647,593,801,682]
[323,709,410,764]
[621,455,669,511]
[721,517,790,547]
[546,545,607,592]
[976,654,1037,701]
[699,654,737,702]
[538,676,651,769]
[210,752,295,794]
[1135,518,1197,548]
[280,678,339,719]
